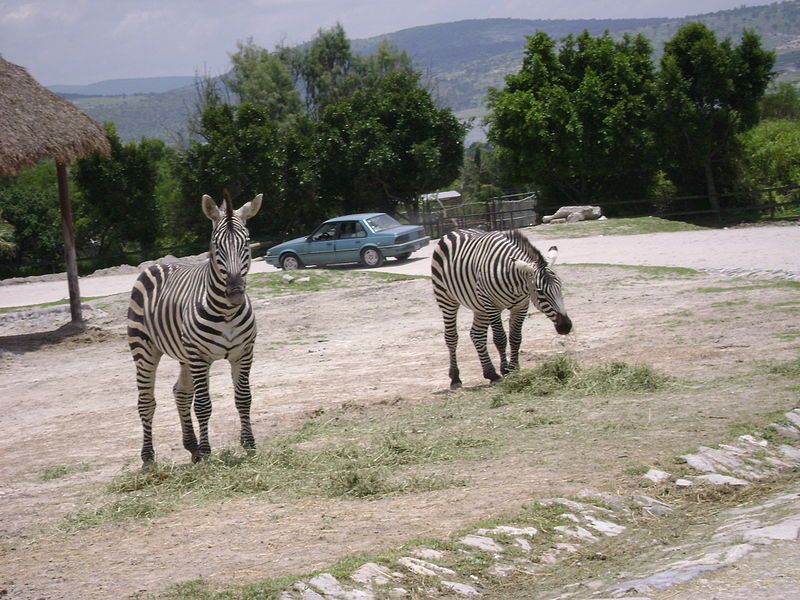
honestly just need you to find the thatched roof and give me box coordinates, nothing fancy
[0,57,111,176]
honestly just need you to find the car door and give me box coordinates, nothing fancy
[334,221,367,263]
[304,222,338,265]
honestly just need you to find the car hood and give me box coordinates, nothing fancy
[270,236,307,251]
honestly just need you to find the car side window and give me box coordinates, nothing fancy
[338,222,366,239]
[311,223,337,241]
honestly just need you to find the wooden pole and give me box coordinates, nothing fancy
[56,161,82,324]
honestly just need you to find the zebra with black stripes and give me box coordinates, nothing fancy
[431,229,572,389]
[127,192,263,465]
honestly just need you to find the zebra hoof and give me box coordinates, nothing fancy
[140,459,155,471]
[449,381,462,391]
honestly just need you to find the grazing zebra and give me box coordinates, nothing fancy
[431,229,572,389]
[127,192,263,465]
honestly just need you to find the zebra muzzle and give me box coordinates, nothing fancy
[555,314,572,335]
[226,276,246,305]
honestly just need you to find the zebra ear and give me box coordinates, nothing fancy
[546,245,559,265]
[235,193,263,223]
[202,194,222,225]
[513,259,535,277]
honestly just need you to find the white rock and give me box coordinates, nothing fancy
[779,444,800,464]
[738,434,768,447]
[584,516,626,536]
[441,581,480,596]
[770,423,800,440]
[675,478,694,488]
[302,589,325,600]
[487,563,516,577]
[308,573,346,596]
[743,516,800,542]
[477,525,538,537]
[410,548,444,560]
[514,537,532,551]
[387,588,408,598]
[282,274,296,283]
[786,411,800,428]
[458,534,504,553]
[351,563,394,587]
[643,468,671,483]
[554,525,598,542]
[696,474,749,487]
[296,276,311,283]
[397,557,456,578]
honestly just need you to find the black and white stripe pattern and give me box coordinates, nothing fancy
[127,193,263,464]
[431,229,572,389]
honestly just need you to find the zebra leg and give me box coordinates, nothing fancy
[173,363,200,462]
[488,309,510,375]
[508,304,529,371]
[190,360,213,459]
[134,347,162,465]
[439,301,462,389]
[231,345,256,450]
[470,312,501,383]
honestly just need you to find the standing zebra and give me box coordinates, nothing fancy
[127,192,262,465]
[431,229,572,389]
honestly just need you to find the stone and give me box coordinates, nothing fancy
[675,478,694,488]
[397,557,456,578]
[387,589,408,598]
[279,592,297,600]
[302,590,325,600]
[487,563,516,577]
[548,218,567,224]
[778,444,800,464]
[584,516,625,536]
[514,537,532,551]
[282,274,296,283]
[410,548,444,560]
[351,563,394,587]
[440,581,480,596]
[554,525,598,542]
[738,434,768,447]
[695,474,749,487]
[770,423,800,440]
[643,468,671,483]
[308,573,346,597]
[743,516,800,542]
[786,411,800,428]
[296,276,311,283]
[476,525,538,537]
[566,212,585,223]
[634,494,673,515]
[458,534,504,553]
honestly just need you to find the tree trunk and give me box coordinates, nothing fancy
[703,160,721,218]
[57,161,83,325]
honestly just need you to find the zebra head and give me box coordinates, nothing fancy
[202,192,263,307]
[514,245,572,335]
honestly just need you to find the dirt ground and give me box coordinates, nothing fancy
[0,230,799,599]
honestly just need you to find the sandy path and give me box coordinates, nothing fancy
[1,224,798,310]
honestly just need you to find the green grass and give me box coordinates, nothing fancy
[247,270,426,295]
[0,296,105,314]
[40,463,91,481]
[496,356,670,398]
[529,217,707,239]
[566,263,700,279]
[696,280,800,294]
[767,357,800,377]
[64,429,484,529]
[67,355,671,531]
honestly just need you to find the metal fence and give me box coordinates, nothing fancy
[421,192,538,239]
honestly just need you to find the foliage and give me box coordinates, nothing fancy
[226,38,302,121]
[315,68,466,216]
[73,124,162,254]
[739,119,800,188]
[760,82,800,120]
[654,23,775,213]
[0,161,72,273]
[486,30,659,215]
[460,142,504,203]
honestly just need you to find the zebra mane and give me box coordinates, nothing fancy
[501,230,547,268]
[223,189,234,231]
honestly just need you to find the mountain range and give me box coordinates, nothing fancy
[53,2,800,144]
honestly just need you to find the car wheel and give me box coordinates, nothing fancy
[396,252,412,261]
[360,247,384,268]
[280,253,303,270]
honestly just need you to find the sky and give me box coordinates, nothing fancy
[0,0,777,85]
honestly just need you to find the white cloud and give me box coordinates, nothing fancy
[1,3,39,23]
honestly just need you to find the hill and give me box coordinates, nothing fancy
[63,2,800,143]
[49,76,197,96]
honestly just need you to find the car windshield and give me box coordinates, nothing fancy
[365,214,401,232]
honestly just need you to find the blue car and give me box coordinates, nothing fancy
[264,213,430,270]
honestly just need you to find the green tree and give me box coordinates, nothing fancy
[315,69,466,218]
[486,30,659,215]
[461,142,504,203]
[760,82,800,120]
[740,119,800,187]
[226,38,302,122]
[73,124,160,254]
[655,23,775,213]
[0,186,63,269]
